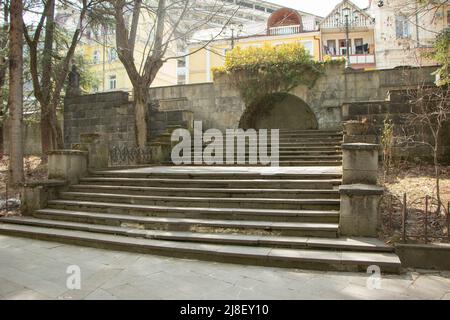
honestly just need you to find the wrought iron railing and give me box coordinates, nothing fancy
[383,193,450,244]
[109,145,154,166]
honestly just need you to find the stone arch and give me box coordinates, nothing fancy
[240,92,318,130]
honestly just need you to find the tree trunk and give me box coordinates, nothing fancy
[8,0,24,187]
[133,85,148,148]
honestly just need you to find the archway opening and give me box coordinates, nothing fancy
[239,93,318,130]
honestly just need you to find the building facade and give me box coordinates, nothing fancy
[368,0,450,69]
[77,0,287,92]
[186,8,323,84]
[320,0,376,69]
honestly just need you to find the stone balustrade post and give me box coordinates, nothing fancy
[342,143,379,185]
[339,143,383,237]
[48,150,88,184]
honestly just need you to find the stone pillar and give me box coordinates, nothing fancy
[342,121,377,144]
[342,143,378,185]
[339,184,384,237]
[48,150,88,184]
[21,180,67,216]
[78,133,109,169]
[340,143,383,237]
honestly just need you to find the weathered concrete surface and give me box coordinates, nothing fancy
[20,180,67,216]
[64,91,135,149]
[0,235,449,300]
[396,243,450,271]
[97,165,342,175]
[253,94,318,130]
[342,143,379,185]
[48,150,88,184]
[339,184,384,237]
[62,66,437,150]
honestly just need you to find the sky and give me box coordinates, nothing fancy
[267,0,370,17]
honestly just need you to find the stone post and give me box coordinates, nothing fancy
[78,133,109,169]
[342,143,378,185]
[48,150,88,184]
[339,184,384,237]
[339,143,383,237]
[21,180,67,216]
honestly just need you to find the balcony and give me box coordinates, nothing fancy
[268,24,302,36]
[330,54,375,67]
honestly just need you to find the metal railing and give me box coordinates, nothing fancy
[268,24,303,36]
[109,145,154,166]
[385,193,450,244]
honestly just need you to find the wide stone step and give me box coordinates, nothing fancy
[165,161,342,167]
[71,185,340,199]
[80,177,341,189]
[58,192,340,210]
[32,208,339,237]
[46,202,339,222]
[0,222,401,273]
[89,170,343,180]
[0,216,393,252]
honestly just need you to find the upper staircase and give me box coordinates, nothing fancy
[167,129,343,166]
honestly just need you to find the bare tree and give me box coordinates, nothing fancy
[106,0,237,147]
[403,85,450,208]
[23,0,100,158]
[0,0,9,159]
[8,0,24,186]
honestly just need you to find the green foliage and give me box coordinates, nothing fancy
[426,30,450,86]
[213,43,343,128]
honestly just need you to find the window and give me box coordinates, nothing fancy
[354,38,364,54]
[92,50,100,64]
[339,39,351,55]
[299,41,314,56]
[326,39,336,55]
[395,15,410,39]
[107,48,117,62]
[108,75,116,90]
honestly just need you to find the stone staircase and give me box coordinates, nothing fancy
[0,159,401,273]
[168,129,343,166]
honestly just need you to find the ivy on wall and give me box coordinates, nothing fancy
[213,43,344,128]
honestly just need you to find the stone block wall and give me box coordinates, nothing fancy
[342,88,450,163]
[149,81,244,131]
[64,91,136,148]
[62,65,439,151]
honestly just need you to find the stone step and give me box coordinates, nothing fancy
[0,223,401,273]
[165,161,342,166]
[71,185,340,199]
[184,155,342,160]
[89,171,343,180]
[45,202,339,223]
[1,216,393,252]
[191,141,342,147]
[79,177,342,189]
[33,208,339,237]
[58,192,341,210]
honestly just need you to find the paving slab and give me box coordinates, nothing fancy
[0,236,449,299]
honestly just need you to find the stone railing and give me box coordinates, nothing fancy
[268,24,302,36]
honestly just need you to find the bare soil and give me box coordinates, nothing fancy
[0,156,47,217]
[379,163,450,244]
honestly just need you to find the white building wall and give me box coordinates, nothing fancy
[369,0,448,69]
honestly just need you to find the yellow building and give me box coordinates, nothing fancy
[186,8,323,84]
[78,27,178,93]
